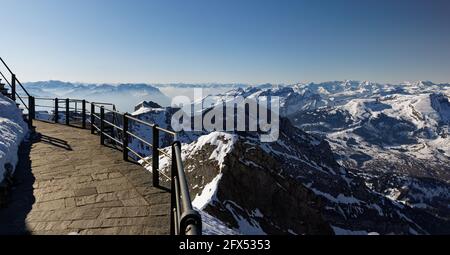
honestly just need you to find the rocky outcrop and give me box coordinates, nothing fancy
[145,118,448,234]
[181,136,333,235]
[134,101,162,111]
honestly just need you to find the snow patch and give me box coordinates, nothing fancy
[0,95,28,183]
[199,210,239,235]
[192,173,223,210]
[182,132,237,169]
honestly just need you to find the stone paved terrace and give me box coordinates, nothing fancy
[0,120,170,235]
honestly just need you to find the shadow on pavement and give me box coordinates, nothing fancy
[0,139,35,235]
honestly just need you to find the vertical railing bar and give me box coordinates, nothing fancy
[152,125,160,187]
[122,113,129,161]
[54,98,59,123]
[65,98,69,125]
[82,100,86,129]
[113,111,117,144]
[100,106,105,145]
[90,103,95,134]
[28,96,35,129]
[11,74,16,101]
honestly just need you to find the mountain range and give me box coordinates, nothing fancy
[30,79,450,234]
[24,81,171,113]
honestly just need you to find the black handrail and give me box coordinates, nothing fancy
[0,57,14,75]
[31,97,202,235]
[0,58,33,127]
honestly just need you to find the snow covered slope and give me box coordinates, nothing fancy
[127,103,203,160]
[291,92,450,221]
[0,94,28,184]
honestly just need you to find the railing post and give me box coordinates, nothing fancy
[11,74,16,101]
[90,103,95,134]
[82,100,86,129]
[28,96,35,129]
[54,98,59,123]
[152,125,160,187]
[65,98,70,125]
[170,144,177,235]
[100,106,105,145]
[122,113,129,161]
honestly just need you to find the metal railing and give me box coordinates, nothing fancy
[32,97,202,235]
[0,57,201,235]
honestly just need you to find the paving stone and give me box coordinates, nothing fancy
[78,200,124,209]
[100,207,151,219]
[79,227,122,235]
[75,194,97,206]
[35,190,74,202]
[95,193,119,203]
[115,190,141,200]
[100,217,150,227]
[65,197,76,208]
[121,197,149,206]
[68,219,103,229]
[97,183,132,194]
[117,225,144,235]
[33,199,66,211]
[74,187,98,197]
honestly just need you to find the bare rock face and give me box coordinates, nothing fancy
[213,142,333,235]
[177,134,333,235]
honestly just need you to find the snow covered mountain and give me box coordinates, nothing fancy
[197,85,331,117]
[128,95,449,234]
[24,81,171,113]
[107,80,450,234]
[210,80,450,116]
[291,93,450,221]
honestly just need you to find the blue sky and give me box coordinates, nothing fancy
[1,0,450,84]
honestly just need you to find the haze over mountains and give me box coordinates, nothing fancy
[24,81,248,112]
[29,79,450,234]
